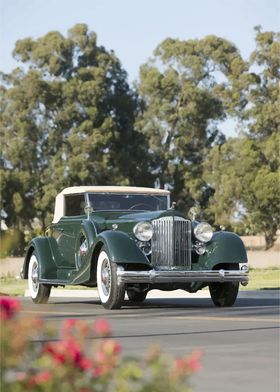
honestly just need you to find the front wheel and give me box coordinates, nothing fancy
[97,248,125,309]
[209,264,239,307]
[209,281,239,307]
[28,253,51,304]
[127,288,147,303]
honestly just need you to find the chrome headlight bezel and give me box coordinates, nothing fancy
[194,222,213,243]
[133,221,153,242]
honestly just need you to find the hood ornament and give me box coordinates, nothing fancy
[188,206,200,221]
[84,203,93,218]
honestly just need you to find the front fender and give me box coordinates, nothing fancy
[197,231,248,269]
[22,237,57,280]
[94,230,150,266]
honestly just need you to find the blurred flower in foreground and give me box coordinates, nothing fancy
[94,318,112,336]
[28,370,52,386]
[61,318,90,341]
[0,296,202,392]
[0,296,20,319]
[173,350,202,380]
[44,339,93,371]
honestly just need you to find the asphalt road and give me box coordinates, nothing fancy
[20,294,279,392]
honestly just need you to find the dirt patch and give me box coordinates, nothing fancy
[247,251,279,268]
[0,258,24,277]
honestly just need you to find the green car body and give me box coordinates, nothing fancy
[22,186,248,309]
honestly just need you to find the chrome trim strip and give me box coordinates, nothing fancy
[117,266,248,284]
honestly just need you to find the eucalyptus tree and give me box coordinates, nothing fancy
[1,24,151,233]
[204,28,280,248]
[137,35,247,212]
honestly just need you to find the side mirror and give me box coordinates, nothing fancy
[188,206,200,221]
[84,203,93,218]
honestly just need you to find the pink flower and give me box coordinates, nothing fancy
[94,319,112,336]
[92,339,121,378]
[101,339,121,356]
[174,350,202,375]
[63,319,78,329]
[16,372,28,382]
[28,371,52,386]
[186,350,202,372]
[44,339,92,371]
[95,350,107,364]
[92,365,106,378]
[0,297,20,320]
[44,343,67,364]
[80,357,93,371]
[61,318,90,340]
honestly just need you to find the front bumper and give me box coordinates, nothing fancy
[117,266,249,285]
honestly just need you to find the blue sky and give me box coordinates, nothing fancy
[1,0,279,81]
[0,0,279,135]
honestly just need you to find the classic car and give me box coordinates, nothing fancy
[21,186,249,309]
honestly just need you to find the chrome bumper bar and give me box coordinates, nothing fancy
[117,266,249,285]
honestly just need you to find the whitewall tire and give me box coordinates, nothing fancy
[28,253,51,304]
[97,248,125,309]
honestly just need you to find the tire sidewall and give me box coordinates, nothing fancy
[209,263,240,307]
[209,281,239,307]
[97,250,112,303]
[28,252,51,304]
[28,253,40,299]
[96,247,125,309]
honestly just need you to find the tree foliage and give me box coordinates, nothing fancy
[204,28,280,248]
[0,25,279,251]
[0,24,151,236]
[137,35,248,212]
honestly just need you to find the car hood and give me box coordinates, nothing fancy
[90,209,186,234]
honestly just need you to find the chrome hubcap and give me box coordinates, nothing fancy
[31,262,39,292]
[101,259,111,296]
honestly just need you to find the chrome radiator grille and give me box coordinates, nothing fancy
[151,217,192,269]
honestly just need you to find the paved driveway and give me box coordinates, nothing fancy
[20,292,280,392]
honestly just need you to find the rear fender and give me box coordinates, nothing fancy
[22,237,58,280]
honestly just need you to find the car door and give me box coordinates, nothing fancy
[52,194,86,269]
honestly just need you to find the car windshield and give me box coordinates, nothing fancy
[87,193,169,211]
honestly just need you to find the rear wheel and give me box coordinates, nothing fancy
[28,253,51,304]
[127,288,147,303]
[209,264,239,307]
[97,248,125,309]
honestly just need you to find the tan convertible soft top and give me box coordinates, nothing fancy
[53,186,170,223]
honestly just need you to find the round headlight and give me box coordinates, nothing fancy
[133,221,153,242]
[194,222,213,243]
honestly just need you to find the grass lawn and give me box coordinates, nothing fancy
[240,267,280,290]
[0,277,27,296]
[0,278,96,296]
[0,267,279,296]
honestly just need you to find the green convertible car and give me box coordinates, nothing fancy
[21,186,249,309]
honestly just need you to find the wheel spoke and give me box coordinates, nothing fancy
[101,259,111,296]
[31,262,39,293]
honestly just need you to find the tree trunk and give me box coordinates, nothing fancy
[264,233,276,250]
